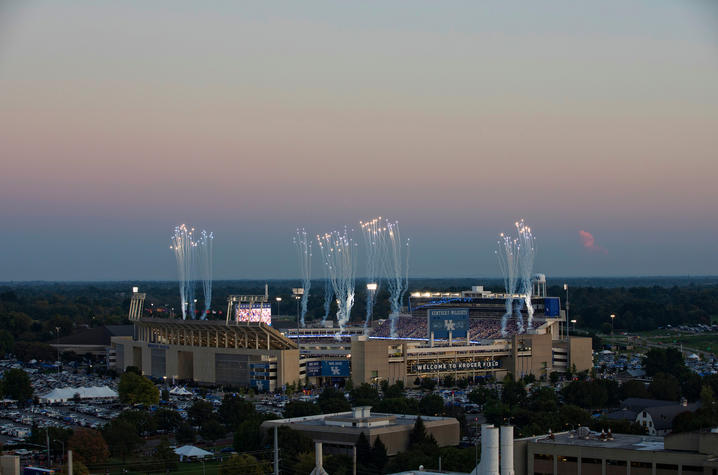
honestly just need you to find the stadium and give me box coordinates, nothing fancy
[111,279,592,391]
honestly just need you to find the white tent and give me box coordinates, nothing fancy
[174,445,212,461]
[39,385,118,403]
[170,386,193,396]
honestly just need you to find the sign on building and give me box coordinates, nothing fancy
[306,360,350,377]
[411,360,501,373]
[428,308,469,338]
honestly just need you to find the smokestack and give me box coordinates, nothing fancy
[482,424,500,475]
[500,426,514,475]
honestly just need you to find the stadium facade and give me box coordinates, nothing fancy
[111,285,592,390]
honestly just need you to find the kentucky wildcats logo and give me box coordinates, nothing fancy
[444,320,456,331]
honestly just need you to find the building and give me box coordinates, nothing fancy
[605,398,700,436]
[111,318,299,391]
[513,428,718,475]
[261,406,460,456]
[351,319,592,386]
[51,325,133,357]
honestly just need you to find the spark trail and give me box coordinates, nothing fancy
[293,228,312,328]
[515,220,536,330]
[380,219,410,338]
[317,228,357,335]
[170,224,197,320]
[496,231,521,335]
[197,230,214,320]
[359,217,384,331]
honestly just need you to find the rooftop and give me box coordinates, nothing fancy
[532,431,665,451]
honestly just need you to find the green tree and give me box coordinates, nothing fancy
[219,395,256,429]
[116,409,157,435]
[233,417,263,452]
[1,368,33,404]
[117,371,159,405]
[220,454,268,475]
[175,422,195,444]
[619,380,650,399]
[419,394,445,416]
[370,435,388,471]
[68,429,109,466]
[188,399,215,426]
[201,419,227,442]
[153,408,183,433]
[649,373,681,401]
[284,400,321,418]
[409,416,428,446]
[0,330,15,356]
[317,387,351,413]
[154,437,179,472]
[351,383,380,406]
[60,461,89,475]
[102,419,142,461]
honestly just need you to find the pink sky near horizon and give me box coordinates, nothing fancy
[1,1,717,280]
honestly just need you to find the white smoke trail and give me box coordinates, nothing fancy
[516,220,536,330]
[197,230,214,320]
[380,220,409,339]
[496,232,521,335]
[170,224,196,320]
[359,217,384,331]
[316,228,357,336]
[293,228,312,328]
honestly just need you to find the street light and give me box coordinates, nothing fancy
[570,319,577,333]
[275,297,282,316]
[610,314,616,335]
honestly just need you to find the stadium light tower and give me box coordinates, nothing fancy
[610,314,616,335]
[275,297,282,316]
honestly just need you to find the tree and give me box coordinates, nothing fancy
[649,373,681,401]
[284,401,321,418]
[116,409,157,435]
[201,419,227,442]
[351,383,380,406]
[370,436,388,471]
[1,368,33,404]
[188,399,215,426]
[619,380,650,400]
[220,454,268,475]
[0,330,15,356]
[161,388,170,401]
[419,394,445,416]
[68,429,109,466]
[60,461,89,475]
[117,371,159,406]
[153,408,183,433]
[176,422,195,444]
[644,348,688,380]
[102,419,142,461]
[154,438,179,472]
[409,416,428,446]
[219,395,256,429]
[317,387,351,413]
[233,417,263,452]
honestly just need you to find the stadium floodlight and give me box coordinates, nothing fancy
[367,283,378,291]
[132,286,139,293]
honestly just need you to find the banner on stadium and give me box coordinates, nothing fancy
[411,360,501,373]
[428,308,469,338]
[306,360,350,377]
[543,297,560,317]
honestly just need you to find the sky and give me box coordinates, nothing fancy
[1,1,717,281]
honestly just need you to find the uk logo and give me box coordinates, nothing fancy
[444,320,455,331]
[330,365,341,376]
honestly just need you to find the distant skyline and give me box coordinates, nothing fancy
[1,1,717,281]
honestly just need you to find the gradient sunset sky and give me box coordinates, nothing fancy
[1,1,717,281]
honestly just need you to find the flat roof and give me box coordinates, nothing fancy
[531,431,665,451]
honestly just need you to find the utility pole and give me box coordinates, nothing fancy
[274,426,279,475]
[68,450,73,475]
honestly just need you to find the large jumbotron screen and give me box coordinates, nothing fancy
[233,303,272,325]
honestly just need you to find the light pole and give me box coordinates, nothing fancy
[366,283,377,331]
[55,327,61,374]
[570,319,577,333]
[563,284,569,341]
[275,297,282,316]
[610,314,616,335]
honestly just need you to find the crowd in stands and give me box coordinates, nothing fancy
[370,315,524,340]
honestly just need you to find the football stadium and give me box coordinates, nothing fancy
[111,280,592,391]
